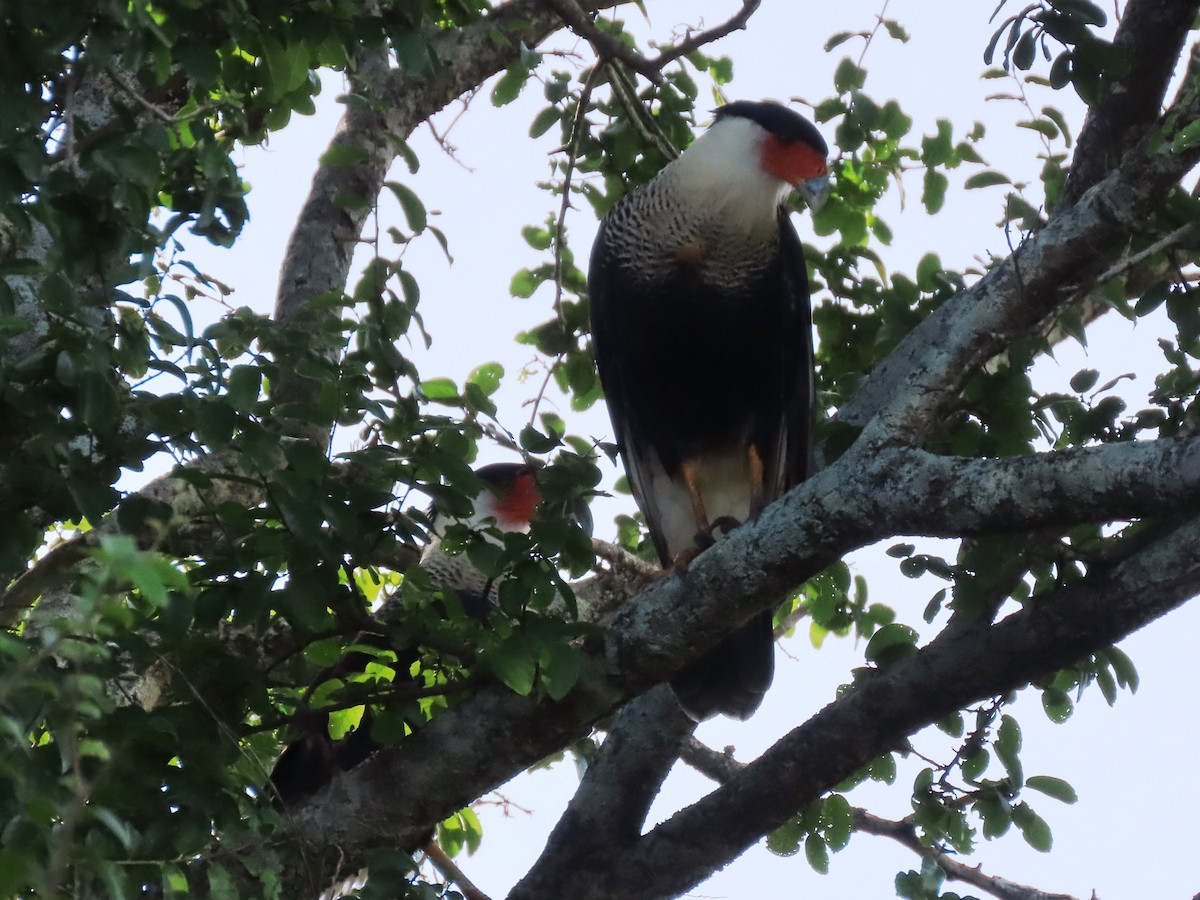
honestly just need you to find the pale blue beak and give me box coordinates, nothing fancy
[799,173,831,211]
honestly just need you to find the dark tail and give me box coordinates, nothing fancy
[670,608,775,721]
[267,638,393,807]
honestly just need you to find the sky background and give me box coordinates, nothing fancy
[165,1,1200,896]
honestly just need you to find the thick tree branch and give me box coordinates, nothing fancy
[1061,0,1199,206]
[269,0,621,444]
[512,686,694,896]
[517,514,1200,898]
[273,428,1200,892]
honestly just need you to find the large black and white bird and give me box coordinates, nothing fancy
[268,463,542,805]
[589,100,829,721]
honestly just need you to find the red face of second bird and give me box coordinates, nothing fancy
[492,472,541,528]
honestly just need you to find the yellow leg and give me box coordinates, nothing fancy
[748,444,766,517]
[679,459,712,537]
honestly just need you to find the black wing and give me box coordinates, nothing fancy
[776,206,816,493]
[588,218,674,563]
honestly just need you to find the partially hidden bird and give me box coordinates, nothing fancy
[588,100,829,721]
[268,463,542,805]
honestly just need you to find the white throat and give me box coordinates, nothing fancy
[667,116,789,234]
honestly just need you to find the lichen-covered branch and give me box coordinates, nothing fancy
[1060,0,1199,206]
[272,426,1200,892]
[511,514,1200,898]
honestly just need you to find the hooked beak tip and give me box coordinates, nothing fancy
[798,172,831,211]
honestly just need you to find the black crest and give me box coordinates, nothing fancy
[714,100,828,155]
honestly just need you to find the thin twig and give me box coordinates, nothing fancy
[541,0,666,84]
[857,0,895,67]
[526,357,562,427]
[1093,221,1197,285]
[543,0,762,84]
[681,737,1085,900]
[854,809,1084,900]
[773,604,810,640]
[526,67,603,428]
[422,841,492,900]
[606,62,679,161]
[647,0,762,71]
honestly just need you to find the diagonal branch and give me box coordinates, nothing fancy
[521,513,1200,898]
[512,686,695,896]
[1060,0,1200,207]
[273,428,1200,893]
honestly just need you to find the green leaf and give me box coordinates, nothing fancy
[529,106,561,139]
[492,58,535,106]
[319,143,369,167]
[1018,118,1060,139]
[1070,368,1099,393]
[867,753,896,784]
[922,169,948,214]
[227,364,262,412]
[916,253,942,291]
[489,635,538,695]
[824,31,859,52]
[207,864,238,900]
[1025,775,1078,804]
[1041,686,1074,723]
[822,794,853,850]
[467,362,504,397]
[386,182,427,233]
[805,833,830,874]
[766,816,805,856]
[864,623,919,664]
[521,225,553,250]
[1012,29,1037,70]
[1012,802,1053,851]
[920,120,954,167]
[935,712,964,738]
[833,57,866,94]
[420,377,459,403]
[510,268,542,298]
[995,714,1023,783]
[1171,119,1200,153]
[961,748,989,782]
[964,171,1012,189]
[975,793,1012,839]
[1104,646,1140,692]
[538,641,581,701]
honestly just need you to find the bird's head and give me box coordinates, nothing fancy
[470,462,542,532]
[712,100,831,211]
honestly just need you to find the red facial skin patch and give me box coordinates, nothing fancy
[494,472,541,527]
[760,133,828,186]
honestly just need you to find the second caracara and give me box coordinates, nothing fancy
[589,100,829,721]
[268,463,542,805]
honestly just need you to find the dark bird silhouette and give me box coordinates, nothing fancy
[589,100,829,720]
